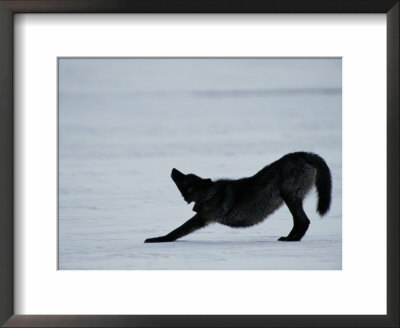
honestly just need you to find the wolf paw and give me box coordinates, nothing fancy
[278,236,301,242]
[144,236,171,243]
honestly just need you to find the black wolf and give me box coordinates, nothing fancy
[144,152,331,243]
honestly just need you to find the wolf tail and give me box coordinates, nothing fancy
[301,152,332,216]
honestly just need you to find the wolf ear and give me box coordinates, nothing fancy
[187,178,213,203]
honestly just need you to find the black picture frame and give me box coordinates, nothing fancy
[0,1,398,327]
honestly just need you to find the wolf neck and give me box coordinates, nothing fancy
[191,183,218,212]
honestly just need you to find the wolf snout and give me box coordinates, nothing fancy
[171,168,184,180]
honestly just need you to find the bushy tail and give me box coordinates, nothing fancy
[301,152,332,216]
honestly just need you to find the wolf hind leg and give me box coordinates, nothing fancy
[278,194,310,242]
[145,214,207,243]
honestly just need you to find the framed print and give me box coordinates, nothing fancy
[0,1,398,327]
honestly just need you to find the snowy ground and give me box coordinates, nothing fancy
[58,58,342,270]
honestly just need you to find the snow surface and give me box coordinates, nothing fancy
[58,58,342,270]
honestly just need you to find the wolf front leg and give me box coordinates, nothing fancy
[144,214,207,243]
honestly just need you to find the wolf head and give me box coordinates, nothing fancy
[171,168,214,205]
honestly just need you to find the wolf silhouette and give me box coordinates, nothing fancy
[145,152,331,242]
